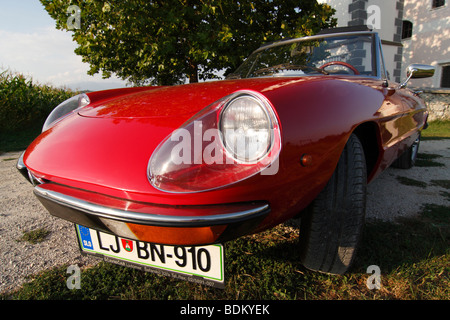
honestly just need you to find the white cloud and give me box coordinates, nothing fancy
[0,26,127,90]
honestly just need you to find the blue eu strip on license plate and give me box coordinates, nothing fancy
[75,225,225,288]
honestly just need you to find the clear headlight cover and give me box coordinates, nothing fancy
[220,95,273,163]
[148,90,281,193]
[42,93,90,132]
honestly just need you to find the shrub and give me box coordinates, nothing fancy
[0,69,75,133]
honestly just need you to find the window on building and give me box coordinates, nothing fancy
[441,65,450,88]
[432,0,445,9]
[402,21,413,39]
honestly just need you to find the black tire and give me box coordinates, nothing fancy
[391,133,420,169]
[299,134,367,274]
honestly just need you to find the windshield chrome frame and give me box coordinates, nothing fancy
[245,31,383,80]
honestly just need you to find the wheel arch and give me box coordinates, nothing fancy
[352,121,382,183]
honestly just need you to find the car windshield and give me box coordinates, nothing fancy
[229,34,376,79]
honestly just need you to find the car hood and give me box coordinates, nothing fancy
[79,84,208,119]
[78,78,296,119]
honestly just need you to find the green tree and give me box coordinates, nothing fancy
[40,0,336,85]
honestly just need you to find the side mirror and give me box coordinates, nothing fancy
[399,64,435,89]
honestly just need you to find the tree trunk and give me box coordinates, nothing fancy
[188,60,199,83]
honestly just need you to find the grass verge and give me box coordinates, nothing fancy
[0,125,42,153]
[422,120,450,140]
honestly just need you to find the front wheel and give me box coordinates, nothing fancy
[299,134,367,274]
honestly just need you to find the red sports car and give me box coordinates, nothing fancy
[17,27,434,287]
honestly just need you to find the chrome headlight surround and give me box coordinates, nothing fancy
[42,93,90,132]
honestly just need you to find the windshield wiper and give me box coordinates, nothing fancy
[253,63,329,76]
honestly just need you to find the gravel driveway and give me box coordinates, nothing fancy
[1,139,449,294]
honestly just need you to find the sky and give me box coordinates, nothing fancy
[0,0,128,91]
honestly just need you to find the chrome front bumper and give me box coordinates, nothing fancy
[33,184,269,228]
[18,154,270,245]
[33,184,269,245]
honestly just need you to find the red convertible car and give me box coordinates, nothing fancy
[18,27,434,287]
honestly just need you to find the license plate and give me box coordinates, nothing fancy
[75,225,225,288]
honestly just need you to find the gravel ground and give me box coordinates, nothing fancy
[1,139,449,294]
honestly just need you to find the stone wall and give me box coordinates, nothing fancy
[415,88,450,121]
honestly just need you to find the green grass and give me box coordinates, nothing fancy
[415,159,445,167]
[422,120,450,140]
[396,177,450,193]
[431,180,450,190]
[18,228,50,244]
[439,191,450,202]
[3,203,448,300]
[0,124,43,153]
[396,176,428,188]
[415,153,445,168]
[417,153,443,160]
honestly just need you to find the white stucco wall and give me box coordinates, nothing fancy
[402,0,450,88]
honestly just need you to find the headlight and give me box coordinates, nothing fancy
[42,93,90,132]
[220,94,273,163]
[148,90,281,193]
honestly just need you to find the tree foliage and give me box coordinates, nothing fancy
[40,0,336,85]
